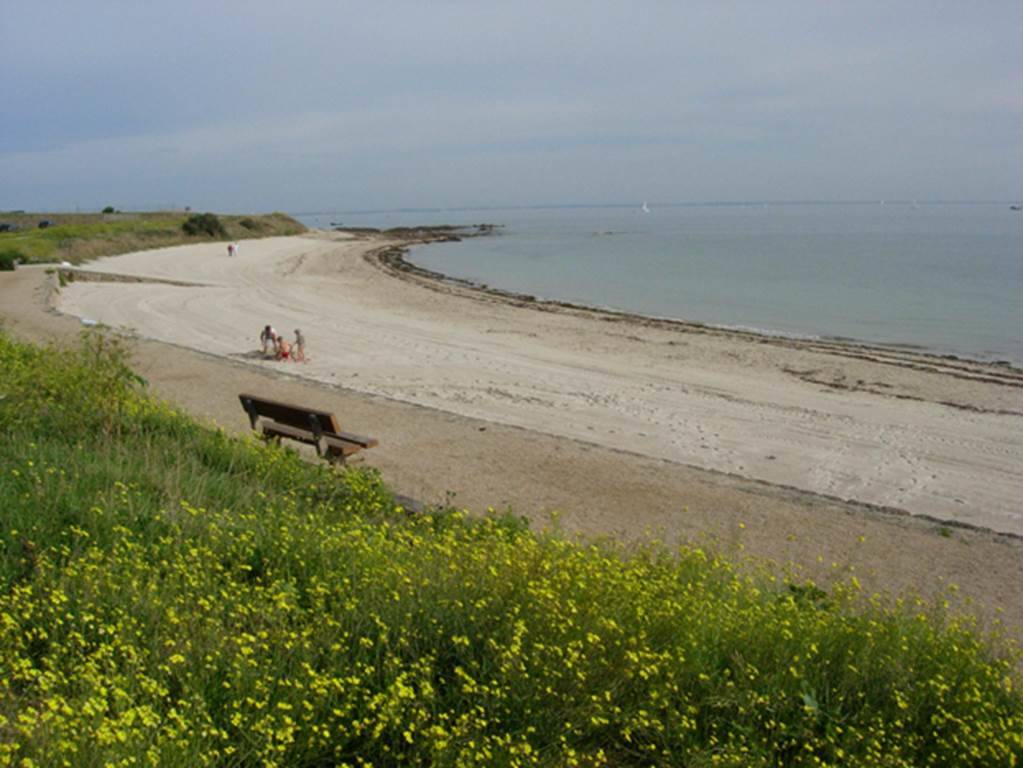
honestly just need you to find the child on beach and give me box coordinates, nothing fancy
[293,329,306,362]
[276,337,292,361]
[227,242,236,257]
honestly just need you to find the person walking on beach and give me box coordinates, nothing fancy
[227,242,236,258]
[260,324,278,356]
[293,329,306,362]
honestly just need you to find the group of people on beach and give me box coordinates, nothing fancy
[260,325,306,363]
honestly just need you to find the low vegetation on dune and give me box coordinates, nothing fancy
[0,331,1020,766]
[0,211,305,268]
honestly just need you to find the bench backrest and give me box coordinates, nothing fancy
[238,393,342,435]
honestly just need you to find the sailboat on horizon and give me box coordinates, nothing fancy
[641,202,651,214]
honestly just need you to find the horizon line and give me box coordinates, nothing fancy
[289,200,1022,217]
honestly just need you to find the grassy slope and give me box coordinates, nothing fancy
[0,211,305,266]
[0,331,1020,767]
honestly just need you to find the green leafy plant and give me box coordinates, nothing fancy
[181,212,227,238]
[0,248,20,271]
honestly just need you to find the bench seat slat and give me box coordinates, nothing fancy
[333,431,379,449]
[261,421,313,442]
[262,420,377,450]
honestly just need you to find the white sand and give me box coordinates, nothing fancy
[56,232,1023,535]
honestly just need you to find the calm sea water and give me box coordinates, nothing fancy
[296,204,1023,365]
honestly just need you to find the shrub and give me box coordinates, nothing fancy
[238,217,261,231]
[0,248,20,271]
[181,212,227,238]
[102,206,116,214]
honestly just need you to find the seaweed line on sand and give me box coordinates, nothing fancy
[367,239,1023,399]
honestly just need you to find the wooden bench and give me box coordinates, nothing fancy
[239,393,378,464]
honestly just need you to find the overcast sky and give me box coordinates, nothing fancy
[2,1,1021,213]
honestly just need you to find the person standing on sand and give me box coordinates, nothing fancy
[227,242,236,257]
[293,329,306,362]
[260,325,278,356]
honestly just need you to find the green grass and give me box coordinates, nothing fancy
[0,331,1020,766]
[0,211,305,266]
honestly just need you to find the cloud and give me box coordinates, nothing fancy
[2,1,1021,210]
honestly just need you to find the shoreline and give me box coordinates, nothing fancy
[373,236,1023,413]
[50,234,1023,419]
[381,223,1023,371]
[33,231,1023,536]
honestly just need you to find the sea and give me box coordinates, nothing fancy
[295,203,1023,366]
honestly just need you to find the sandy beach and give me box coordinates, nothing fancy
[53,231,1023,534]
[3,231,1023,638]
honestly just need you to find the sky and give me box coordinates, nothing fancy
[2,1,1021,213]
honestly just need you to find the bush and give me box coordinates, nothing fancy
[102,206,116,214]
[238,217,261,231]
[181,212,227,238]
[0,248,21,271]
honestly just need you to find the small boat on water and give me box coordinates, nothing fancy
[1011,205,1022,211]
